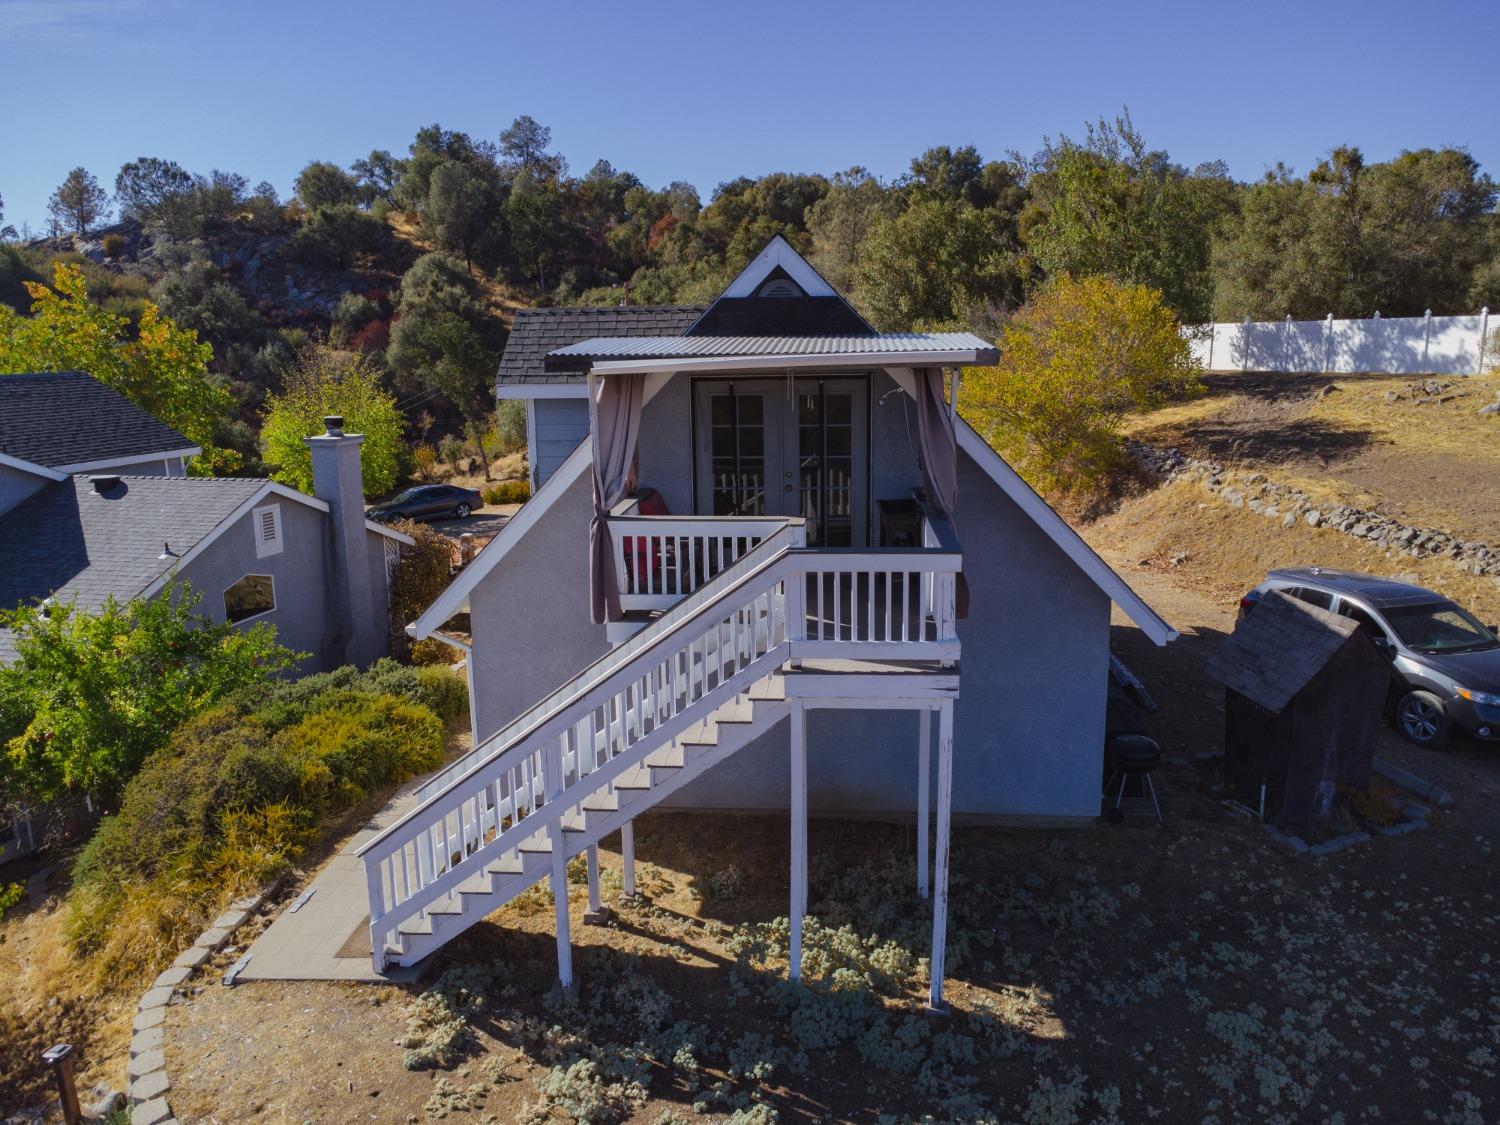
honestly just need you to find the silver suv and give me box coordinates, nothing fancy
[1241,567,1500,748]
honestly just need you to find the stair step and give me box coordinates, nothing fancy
[712,698,753,725]
[581,792,620,813]
[748,677,785,701]
[614,764,654,790]
[486,856,525,876]
[645,744,685,769]
[677,719,720,747]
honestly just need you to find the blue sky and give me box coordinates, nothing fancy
[2,0,1496,232]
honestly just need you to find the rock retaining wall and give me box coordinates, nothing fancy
[1127,441,1500,579]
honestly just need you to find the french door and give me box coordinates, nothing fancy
[694,376,868,546]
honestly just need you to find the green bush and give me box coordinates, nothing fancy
[65,660,457,972]
[483,479,531,505]
[286,204,383,269]
[99,232,125,259]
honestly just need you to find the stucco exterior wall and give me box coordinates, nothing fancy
[176,498,366,674]
[468,468,609,742]
[464,373,1112,821]
[0,463,48,518]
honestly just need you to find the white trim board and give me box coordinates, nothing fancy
[497,383,588,400]
[55,447,201,473]
[0,451,66,481]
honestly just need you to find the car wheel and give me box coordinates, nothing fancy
[454,503,471,519]
[1396,690,1451,748]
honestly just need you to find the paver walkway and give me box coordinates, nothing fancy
[239,775,429,982]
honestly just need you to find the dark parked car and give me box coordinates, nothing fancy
[366,484,484,524]
[1240,567,1500,748]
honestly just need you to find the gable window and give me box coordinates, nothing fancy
[253,503,283,558]
[224,574,276,624]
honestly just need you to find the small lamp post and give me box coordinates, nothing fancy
[41,1043,82,1125]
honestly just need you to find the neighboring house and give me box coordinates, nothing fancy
[0,370,202,517]
[357,237,1177,1001]
[0,384,412,863]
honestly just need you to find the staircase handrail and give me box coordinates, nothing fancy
[406,517,807,806]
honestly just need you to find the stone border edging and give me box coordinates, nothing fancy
[126,887,273,1125]
[1372,756,1455,808]
[1127,441,1500,578]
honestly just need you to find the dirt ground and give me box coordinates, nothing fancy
[1125,370,1500,543]
[161,549,1500,1123]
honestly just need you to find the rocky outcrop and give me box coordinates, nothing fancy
[1128,441,1500,578]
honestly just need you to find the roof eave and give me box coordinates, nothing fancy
[587,348,998,377]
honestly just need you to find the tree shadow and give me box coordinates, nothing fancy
[1174,417,1378,466]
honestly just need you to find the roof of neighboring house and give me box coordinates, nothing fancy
[0,371,200,473]
[1204,591,1362,712]
[499,307,707,387]
[546,332,1000,369]
[0,475,412,663]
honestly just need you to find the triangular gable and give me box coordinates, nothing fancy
[719,234,837,298]
[686,235,875,338]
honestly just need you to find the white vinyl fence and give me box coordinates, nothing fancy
[1189,309,1493,375]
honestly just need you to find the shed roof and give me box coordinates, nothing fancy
[499,306,706,387]
[0,371,199,471]
[1204,591,1363,713]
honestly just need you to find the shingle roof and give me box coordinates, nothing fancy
[546,332,1000,366]
[0,475,271,661]
[0,371,198,470]
[498,307,707,387]
[1204,591,1362,713]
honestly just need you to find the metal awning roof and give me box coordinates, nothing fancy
[544,332,999,369]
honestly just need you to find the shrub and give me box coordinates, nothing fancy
[0,581,297,807]
[439,433,467,466]
[99,232,124,259]
[0,882,22,921]
[963,274,1203,494]
[413,443,439,481]
[65,662,452,972]
[286,203,382,269]
[492,399,526,455]
[483,479,530,505]
[385,520,457,662]
[333,291,379,331]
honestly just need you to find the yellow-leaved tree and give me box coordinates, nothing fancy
[963,274,1203,495]
[0,262,238,471]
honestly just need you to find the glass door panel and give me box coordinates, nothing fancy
[794,379,865,546]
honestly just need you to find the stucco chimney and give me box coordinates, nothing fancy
[306,416,382,667]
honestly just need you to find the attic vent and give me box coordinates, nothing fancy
[253,503,283,558]
[757,278,803,299]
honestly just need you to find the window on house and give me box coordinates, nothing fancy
[224,574,275,623]
[253,504,283,558]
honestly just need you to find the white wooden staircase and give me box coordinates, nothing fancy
[357,511,961,978]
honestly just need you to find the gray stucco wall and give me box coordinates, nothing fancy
[531,398,590,488]
[465,373,1113,821]
[0,463,48,518]
[469,468,608,742]
[176,499,392,673]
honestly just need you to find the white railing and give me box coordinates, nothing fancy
[357,512,961,970]
[610,512,789,610]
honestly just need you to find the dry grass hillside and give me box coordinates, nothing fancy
[1123,370,1500,544]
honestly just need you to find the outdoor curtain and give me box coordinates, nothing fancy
[913,366,970,618]
[589,372,645,625]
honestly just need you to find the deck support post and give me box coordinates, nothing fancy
[917,706,931,899]
[584,843,609,925]
[620,821,638,901]
[550,826,573,990]
[789,699,807,982]
[927,699,954,1014]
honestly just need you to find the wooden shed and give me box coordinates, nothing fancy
[1205,591,1390,825]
